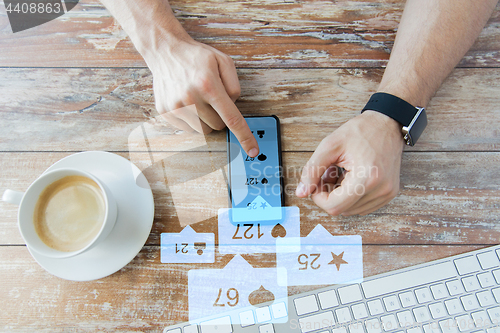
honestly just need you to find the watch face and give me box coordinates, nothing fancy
[406,108,427,146]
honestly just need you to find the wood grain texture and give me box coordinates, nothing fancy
[0,0,499,68]
[1,0,500,330]
[0,244,486,331]
[1,152,499,245]
[1,67,500,152]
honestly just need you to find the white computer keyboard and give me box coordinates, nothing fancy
[164,245,500,333]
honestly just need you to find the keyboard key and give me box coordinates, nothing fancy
[294,295,319,316]
[335,307,352,323]
[478,272,496,288]
[462,276,481,292]
[471,310,491,329]
[493,270,500,284]
[184,326,199,333]
[365,318,382,333]
[461,294,480,311]
[367,299,384,316]
[352,303,369,320]
[455,256,481,275]
[397,310,414,328]
[429,302,447,319]
[380,314,398,332]
[362,261,457,299]
[447,280,466,296]
[439,319,459,333]
[259,323,274,333]
[413,306,431,322]
[415,287,433,303]
[486,306,500,323]
[456,314,473,331]
[423,323,441,333]
[349,321,365,333]
[478,251,500,269]
[399,291,417,308]
[492,287,500,303]
[477,290,495,307]
[431,284,449,300]
[333,327,348,333]
[239,310,255,327]
[256,307,271,323]
[445,298,464,315]
[408,327,424,333]
[298,311,334,333]
[200,316,232,333]
[318,290,339,309]
[271,302,287,319]
[338,285,363,304]
[383,295,400,312]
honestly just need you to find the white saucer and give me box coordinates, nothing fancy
[29,151,154,281]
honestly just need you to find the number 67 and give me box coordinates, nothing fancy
[213,288,239,307]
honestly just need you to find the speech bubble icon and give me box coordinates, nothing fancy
[188,255,288,324]
[277,225,363,286]
[161,226,215,264]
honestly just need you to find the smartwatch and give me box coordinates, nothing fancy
[361,92,427,146]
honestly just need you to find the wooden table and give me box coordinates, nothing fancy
[1,0,500,331]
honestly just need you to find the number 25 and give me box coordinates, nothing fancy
[298,253,321,270]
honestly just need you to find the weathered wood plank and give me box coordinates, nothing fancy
[0,0,499,68]
[1,152,499,245]
[1,68,500,152]
[0,244,486,331]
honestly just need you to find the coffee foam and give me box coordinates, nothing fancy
[34,175,105,252]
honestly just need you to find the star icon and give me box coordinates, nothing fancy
[328,251,348,271]
[260,202,268,209]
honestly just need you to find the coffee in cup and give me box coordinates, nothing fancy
[2,168,117,259]
[34,175,106,252]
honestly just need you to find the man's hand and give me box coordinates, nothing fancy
[147,37,259,157]
[98,0,259,158]
[296,0,496,216]
[296,111,404,216]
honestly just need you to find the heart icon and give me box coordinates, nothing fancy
[271,223,286,238]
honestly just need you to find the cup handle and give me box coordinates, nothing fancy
[2,189,24,205]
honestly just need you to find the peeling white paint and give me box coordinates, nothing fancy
[78,20,128,51]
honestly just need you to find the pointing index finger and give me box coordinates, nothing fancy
[208,86,259,157]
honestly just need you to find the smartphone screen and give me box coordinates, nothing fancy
[227,116,284,223]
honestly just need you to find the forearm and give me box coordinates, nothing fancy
[99,0,190,62]
[379,0,497,107]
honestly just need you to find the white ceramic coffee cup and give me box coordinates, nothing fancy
[2,168,117,259]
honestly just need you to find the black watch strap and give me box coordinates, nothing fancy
[361,92,427,146]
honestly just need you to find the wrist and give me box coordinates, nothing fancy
[377,70,430,108]
[362,92,427,146]
[136,20,192,66]
[100,0,192,68]
[360,110,404,144]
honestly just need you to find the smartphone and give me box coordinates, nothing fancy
[227,116,284,224]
